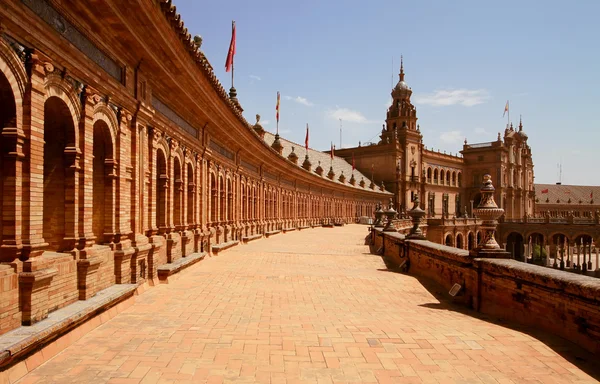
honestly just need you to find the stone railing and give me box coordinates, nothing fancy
[392,218,415,234]
[371,228,600,354]
[427,217,479,226]
[500,216,600,225]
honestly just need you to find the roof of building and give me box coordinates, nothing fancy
[263,132,387,193]
[535,183,600,205]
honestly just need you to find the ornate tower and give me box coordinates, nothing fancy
[382,57,423,210]
[384,57,419,137]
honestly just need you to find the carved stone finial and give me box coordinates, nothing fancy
[373,202,385,228]
[407,192,426,239]
[288,146,298,164]
[383,197,398,232]
[256,114,260,123]
[471,174,507,256]
[193,35,203,49]
[271,133,283,155]
[302,154,312,171]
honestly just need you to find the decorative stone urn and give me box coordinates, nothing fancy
[383,198,397,232]
[470,174,510,258]
[373,202,385,228]
[407,193,426,239]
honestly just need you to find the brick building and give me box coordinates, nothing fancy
[335,59,536,221]
[0,0,390,334]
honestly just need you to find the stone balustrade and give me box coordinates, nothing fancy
[371,228,600,354]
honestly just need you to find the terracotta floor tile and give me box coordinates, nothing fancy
[14,226,600,384]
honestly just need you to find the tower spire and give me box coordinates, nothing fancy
[399,55,405,81]
[519,115,523,131]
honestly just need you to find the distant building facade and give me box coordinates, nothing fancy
[336,60,536,222]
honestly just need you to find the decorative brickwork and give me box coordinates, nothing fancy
[0,0,388,335]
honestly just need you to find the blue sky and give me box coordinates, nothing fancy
[173,0,599,185]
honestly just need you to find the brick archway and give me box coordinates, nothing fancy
[0,68,17,251]
[186,162,194,226]
[43,96,77,251]
[0,38,27,130]
[173,156,182,227]
[506,232,524,261]
[92,119,115,243]
[156,148,168,231]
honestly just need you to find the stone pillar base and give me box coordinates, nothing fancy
[19,267,57,325]
[166,232,182,263]
[181,230,193,257]
[148,235,165,282]
[77,255,103,300]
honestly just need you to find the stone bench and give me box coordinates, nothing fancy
[334,222,344,226]
[157,252,206,282]
[298,226,311,231]
[0,283,138,371]
[322,223,335,228]
[211,240,239,255]
[242,234,263,244]
[265,230,281,238]
[282,227,296,233]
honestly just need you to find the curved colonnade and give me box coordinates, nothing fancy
[0,0,388,333]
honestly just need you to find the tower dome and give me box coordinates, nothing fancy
[392,56,412,97]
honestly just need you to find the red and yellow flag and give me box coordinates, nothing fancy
[305,124,309,150]
[276,91,280,123]
[503,100,509,117]
[225,21,236,72]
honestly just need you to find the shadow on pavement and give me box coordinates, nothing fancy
[418,273,600,380]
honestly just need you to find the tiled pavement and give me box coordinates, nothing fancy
[17,225,600,383]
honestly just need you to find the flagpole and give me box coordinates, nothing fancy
[339,118,342,149]
[507,100,509,128]
[231,20,235,89]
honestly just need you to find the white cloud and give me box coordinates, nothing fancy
[385,98,393,108]
[326,107,368,123]
[284,95,314,107]
[261,120,270,125]
[440,130,463,144]
[414,89,490,107]
[249,75,261,81]
[474,127,487,135]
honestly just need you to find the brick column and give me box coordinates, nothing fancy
[1,125,26,262]
[21,52,48,258]
[147,128,160,235]
[116,111,133,242]
[76,89,95,249]
[63,146,81,250]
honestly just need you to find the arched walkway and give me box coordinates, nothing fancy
[173,157,182,227]
[0,70,16,248]
[468,232,475,250]
[456,233,464,249]
[92,120,114,243]
[156,149,168,230]
[445,234,452,247]
[43,96,76,251]
[210,173,217,224]
[506,232,524,261]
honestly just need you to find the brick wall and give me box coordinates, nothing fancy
[374,229,600,354]
[0,265,19,335]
